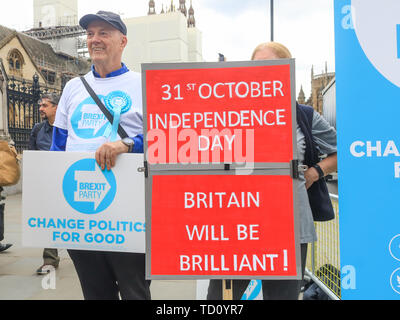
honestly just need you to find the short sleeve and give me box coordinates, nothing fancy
[311,111,337,155]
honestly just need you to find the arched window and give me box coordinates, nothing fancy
[7,49,24,75]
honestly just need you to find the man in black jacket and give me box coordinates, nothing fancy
[29,93,61,274]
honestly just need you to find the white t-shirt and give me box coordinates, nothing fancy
[54,71,143,152]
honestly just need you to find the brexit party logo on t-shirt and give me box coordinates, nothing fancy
[62,159,117,214]
[71,91,132,139]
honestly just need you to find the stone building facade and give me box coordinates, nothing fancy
[298,63,335,114]
[0,25,90,90]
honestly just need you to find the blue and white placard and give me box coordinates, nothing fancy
[335,0,400,299]
[22,152,145,253]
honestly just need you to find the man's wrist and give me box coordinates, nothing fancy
[121,137,134,153]
[313,164,325,180]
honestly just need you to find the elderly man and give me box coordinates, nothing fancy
[29,93,61,274]
[51,11,150,300]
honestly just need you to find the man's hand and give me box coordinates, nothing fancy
[304,153,337,189]
[95,140,129,171]
[304,167,320,189]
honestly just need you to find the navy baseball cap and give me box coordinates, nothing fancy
[79,11,127,35]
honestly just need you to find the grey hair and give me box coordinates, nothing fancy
[39,92,60,106]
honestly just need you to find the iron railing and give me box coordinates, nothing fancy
[7,74,61,153]
[305,194,341,300]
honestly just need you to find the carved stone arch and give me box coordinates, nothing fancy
[7,49,25,74]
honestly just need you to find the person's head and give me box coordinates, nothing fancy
[39,93,59,124]
[251,42,292,61]
[79,11,128,70]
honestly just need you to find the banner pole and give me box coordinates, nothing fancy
[222,280,233,300]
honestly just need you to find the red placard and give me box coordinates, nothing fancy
[150,174,298,278]
[145,64,294,164]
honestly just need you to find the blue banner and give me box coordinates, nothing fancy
[335,0,400,299]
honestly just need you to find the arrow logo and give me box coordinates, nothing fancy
[73,164,111,211]
[63,158,117,215]
[77,105,108,136]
